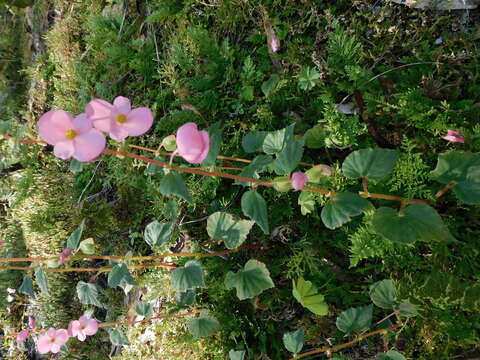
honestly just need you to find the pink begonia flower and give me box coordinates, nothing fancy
[86,96,153,142]
[291,172,308,190]
[38,110,106,162]
[59,248,73,265]
[442,130,464,143]
[28,316,36,329]
[67,316,99,341]
[16,330,29,344]
[270,36,280,53]
[37,328,69,354]
[176,122,210,164]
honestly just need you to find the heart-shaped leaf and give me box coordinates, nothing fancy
[76,281,103,308]
[206,212,254,249]
[298,191,315,215]
[342,148,400,182]
[242,131,268,153]
[171,260,205,292]
[79,238,96,255]
[396,300,418,318]
[236,155,273,187]
[109,328,129,345]
[135,302,153,318]
[372,203,454,244]
[336,305,373,333]
[292,277,328,315]
[187,312,220,338]
[19,275,35,298]
[321,192,371,229]
[108,264,136,289]
[370,279,397,310]
[283,328,304,354]
[34,265,49,296]
[261,74,280,97]
[176,290,196,306]
[272,137,305,175]
[66,220,85,251]
[144,220,173,247]
[160,172,192,203]
[262,124,295,155]
[225,259,274,300]
[241,191,269,234]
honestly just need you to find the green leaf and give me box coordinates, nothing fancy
[242,131,268,153]
[78,238,96,255]
[236,155,273,187]
[336,305,373,333]
[108,264,136,289]
[206,212,254,249]
[321,192,371,229]
[372,203,455,244]
[292,277,328,315]
[176,290,196,306]
[283,328,304,354]
[135,302,153,318]
[262,124,294,155]
[241,191,269,234]
[261,74,280,97]
[171,260,205,292]
[376,350,407,360]
[240,85,254,101]
[109,328,129,345]
[160,172,192,203]
[66,220,85,251]
[305,125,326,149]
[225,259,275,300]
[229,349,246,360]
[144,156,165,176]
[163,199,180,221]
[19,275,35,298]
[272,176,292,192]
[272,137,305,175]
[34,265,49,296]
[305,165,333,184]
[144,220,173,247]
[69,159,84,173]
[370,279,397,310]
[430,151,480,205]
[298,67,321,91]
[202,122,222,167]
[396,300,418,318]
[76,281,103,308]
[187,312,220,338]
[342,148,400,182]
[298,191,315,215]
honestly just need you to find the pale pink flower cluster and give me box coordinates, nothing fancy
[38,96,153,162]
[442,129,464,143]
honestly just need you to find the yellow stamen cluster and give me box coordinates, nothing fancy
[116,114,127,124]
[65,130,77,140]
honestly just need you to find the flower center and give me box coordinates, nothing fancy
[116,114,127,124]
[65,130,77,140]
[50,338,56,343]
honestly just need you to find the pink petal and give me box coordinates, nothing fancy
[86,99,114,132]
[123,107,154,136]
[54,141,75,160]
[442,130,464,143]
[176,123,209,164]
[73,113,93,135]
[77,332,87,341]
[28,316,36,329]
[196,130,210,163]
[109,122,130,142]
[291,172,308,190]
[47,328,56,338]
[72,129,106,162]
[84,319,99,336]
[67,322,74,337]
[113,96,132,114]
[38,110,74,145]
[70,320,81,336]
[37,334,53,354]
[16,330,29,344]
[60,248,73,265]
[54,329,69,344]
[50,343,61,353]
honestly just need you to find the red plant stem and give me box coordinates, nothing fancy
[0,243,267,263]
[434,182,455,199]
[290,323,402,360]
[0,310,203,339]
[0,136,430,203]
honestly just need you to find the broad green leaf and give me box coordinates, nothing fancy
[109,328,129,345]
[396,300,418,318]
[225,259,274,300]
[342,148,400,182]
[229,350,246,360]
[261,74,280,97]
[163,199,180,221]
[372,203,455,244]
[298,191,315,215]
[144,220,173,247]
[336,305,372,333]
[242,131,268,153]
[79,238,96,255]
[376,350,407,360]
[76,281,103,308]
[305,164,333,183]
[370,279,397,310]
[144,156,165,176]
[430,151,480,205]
[69,159,84,173]
[171,260,205,292]
[187,312,220,338]
[108,264,136,289]
[236,155,273,187]
[283,328,304,354]
[241,191,269,234]
[19,275,35,298]
[305,125,326,149]
[202,122,222,166]
[135,302,153,318]
[66,220,85,251]
[34,265,49,296]
[272,176,292,192]
[292,277,328,315]
[206,212,254,249]
[176,290,196,306]
[321,192,371,229]
[160,172,192,203]
[262,124,294,155]
[272,137,305,175]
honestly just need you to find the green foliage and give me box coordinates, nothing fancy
[144,220,174,247]
[160,172,192,203]
[241,191,269,234]
[292,277,328,316]
[76,281,104,308]
[206,212,254,249]
[187,312,220,339]
[298,67,321,91]
[321,192,371,229]
[369,280,397,310]
[282,328,304,354]
[342,148,400,182]
[224,260,275,300]
[171,261,205,292]
[336,305,373,334]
